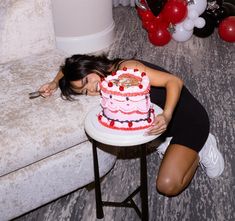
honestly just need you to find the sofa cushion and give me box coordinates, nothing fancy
[0,0,55,64]
[0,50,100,176]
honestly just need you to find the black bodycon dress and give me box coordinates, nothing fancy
[140,60,210,153]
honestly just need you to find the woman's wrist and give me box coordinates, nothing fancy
[52,71,63,87]
[52,80,59,88]
[162,110,172,123]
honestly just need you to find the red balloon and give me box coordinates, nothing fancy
[143,14,165,32]
[143,20,157,32]
[137,7,146,18]
[142,20,150,30]
[162,0,187,24]
[136,0,148,17]
[141,10,155,22]
[153,13,164,24]
[148,22,172,46]
[218,16,235,42]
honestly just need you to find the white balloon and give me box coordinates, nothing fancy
[188,9,199,20]
[188,0,207,15]
[171,0,206,42]
[194,17,206,28]
[172,22,193,42]
[183,19,194,31]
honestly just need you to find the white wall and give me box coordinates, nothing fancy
[52,0,115,54]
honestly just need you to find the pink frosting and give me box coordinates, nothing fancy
[98,68,155,130]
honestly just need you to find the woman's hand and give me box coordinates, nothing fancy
[145,112,172,136]
[38,81,58,98]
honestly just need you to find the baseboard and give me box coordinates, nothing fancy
[55,22,115,55]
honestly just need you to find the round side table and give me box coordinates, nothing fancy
[84,104,162,221]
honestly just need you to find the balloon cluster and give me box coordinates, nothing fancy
[136,0,235,45]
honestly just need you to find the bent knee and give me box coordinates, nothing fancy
[156,176,182,196]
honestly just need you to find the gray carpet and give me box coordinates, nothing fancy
[14,6,235,221]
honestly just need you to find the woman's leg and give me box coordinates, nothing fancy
[156,144,199,196]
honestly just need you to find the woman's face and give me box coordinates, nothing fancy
[70,73,101,96]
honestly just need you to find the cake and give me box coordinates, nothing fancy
[97,67,155,130]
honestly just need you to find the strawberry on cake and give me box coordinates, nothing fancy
[97,67,155,130]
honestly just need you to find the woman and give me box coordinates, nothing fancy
[39,54,224,196]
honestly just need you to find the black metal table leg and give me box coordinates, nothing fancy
[140,144,149,221]
[91,139,149,220]
[92,139,104,219]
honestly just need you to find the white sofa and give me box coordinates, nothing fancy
[0,1,116,220]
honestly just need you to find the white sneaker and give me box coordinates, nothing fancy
[199,133,224,178]
[157,137,172,159]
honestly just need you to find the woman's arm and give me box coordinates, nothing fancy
[148,69,183,135]
[39,70,64,97]
[148,67,183,121]
[52,70,64,86]
[119,60,183,135]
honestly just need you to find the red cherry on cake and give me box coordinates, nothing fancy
[134,68,139,72]
[147,118,152,123]
[111,72,116,76]
[128,122,133,127]
[108,81,113,87]
[150,108,154,113]
[123,67,127,71]
[98,115,102,120]
[141,72,146,77]
[139,84,143,89]
[119,86,124,91]
[110,120,115,127]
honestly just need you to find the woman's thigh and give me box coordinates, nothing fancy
[156,144,199,196]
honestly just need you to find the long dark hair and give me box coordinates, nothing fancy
[59,54,122,100]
